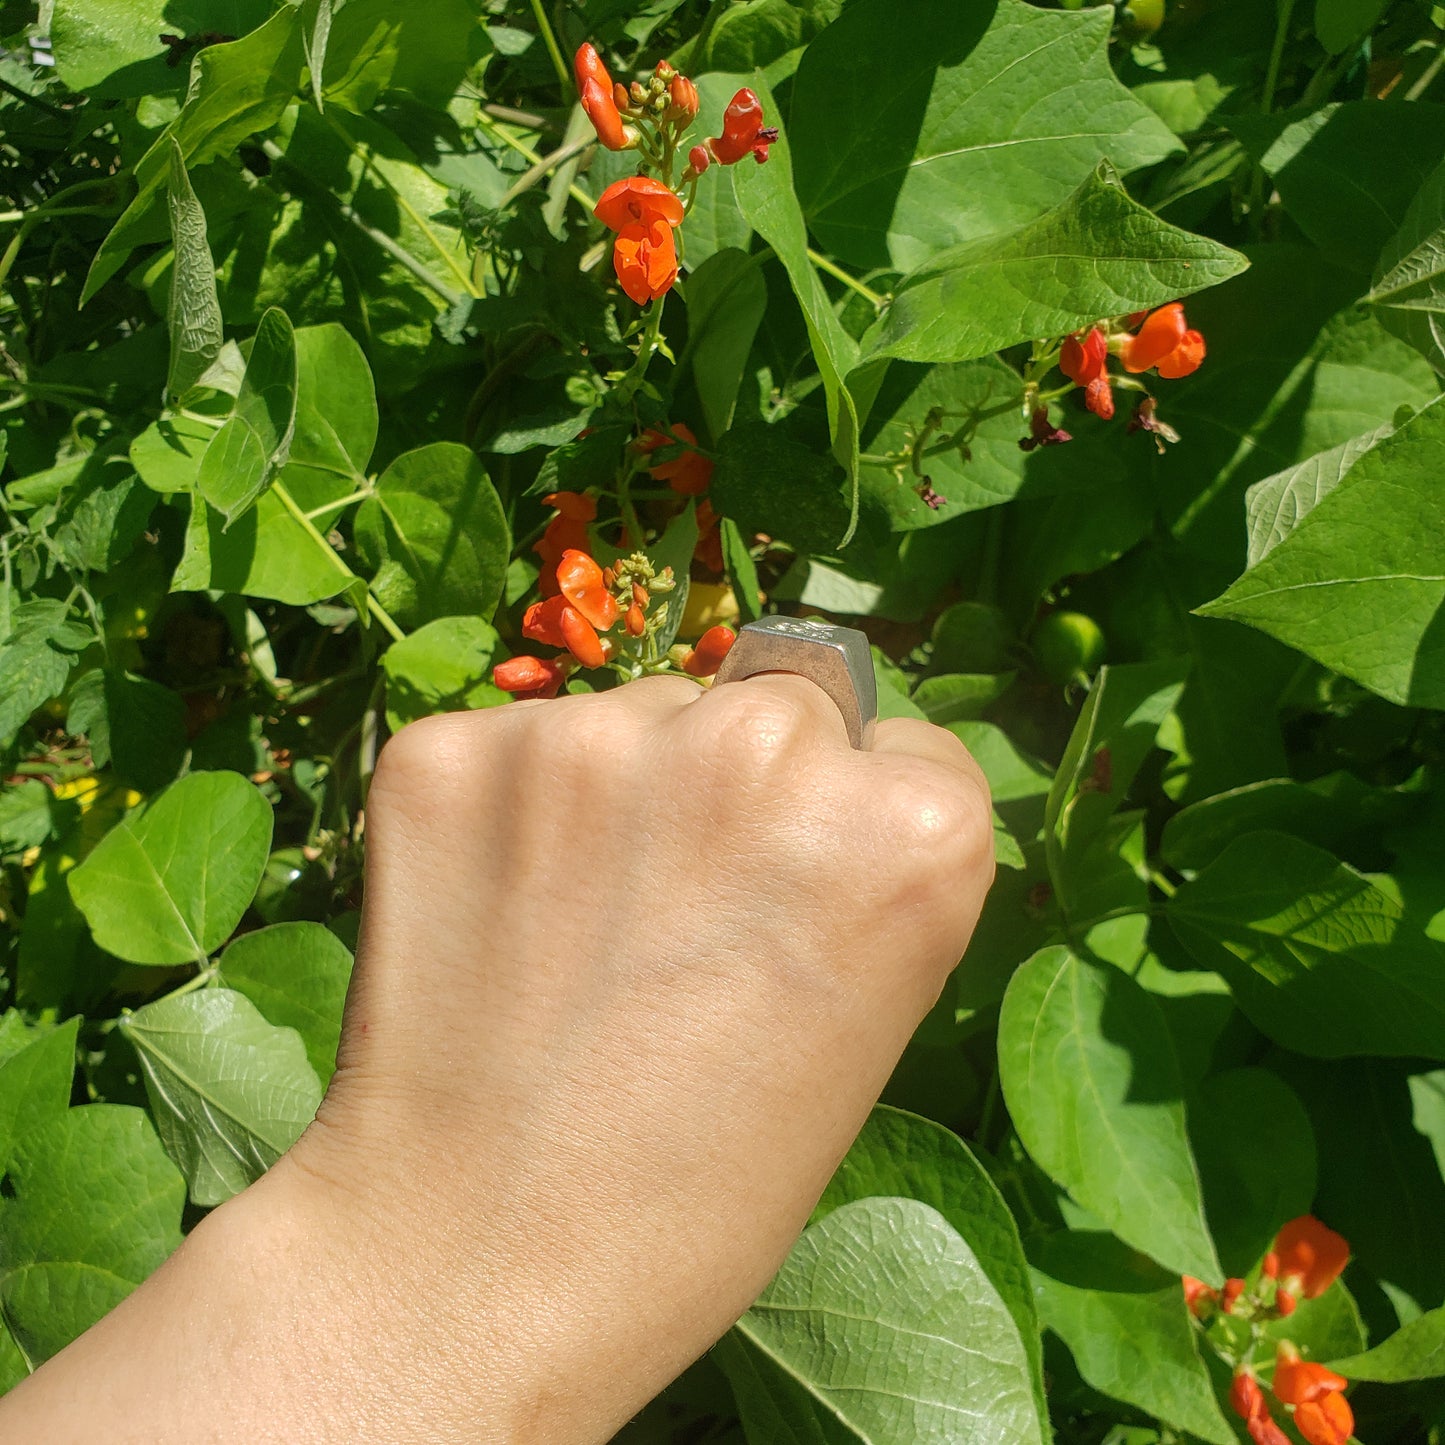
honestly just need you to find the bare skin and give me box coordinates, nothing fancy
[0,673,994,1444]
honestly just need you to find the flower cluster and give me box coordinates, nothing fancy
[576,43,775,308]
[1025,301,1205,453]
[493,438,737,702]
[1182,1216,1354,1445]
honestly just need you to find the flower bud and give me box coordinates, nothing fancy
[668,74,699,121]
[687,143,711,176]
[625,603,646,637]
[683,624,736,677]
[613,81,630,111]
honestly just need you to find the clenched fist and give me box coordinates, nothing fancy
[2,675,993,1445]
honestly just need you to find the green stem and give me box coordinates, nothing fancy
[807,247,885,308]
[500,132,595,206]
[477,113,596,214]
[320,116,481,299]
[1261,0,1297,115]
[259,140,467,307]
[304,487,374,521]
[1407,41,1445,101]
[529,0,572,94]
[271,481,405,644]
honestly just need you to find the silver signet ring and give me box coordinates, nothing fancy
[712,616,878,750]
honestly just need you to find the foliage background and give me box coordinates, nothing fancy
[4,0,1445,1439]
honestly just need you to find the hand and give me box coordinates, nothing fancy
[2,674,993,1444]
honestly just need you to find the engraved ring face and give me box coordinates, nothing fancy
[711,616,878,750]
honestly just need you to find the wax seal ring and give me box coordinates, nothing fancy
[713,616,878,750]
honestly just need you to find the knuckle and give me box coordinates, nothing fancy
[695,686,814,768]
[885,763,995,880]
[372,711,479,804]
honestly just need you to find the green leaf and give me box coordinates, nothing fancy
[1031,1231,1233,1444]
[0,1105,185,1368]
[789,0,1179,272]
[1330,1305,1445,1381]
[83,7,307,302]
[720,517,763,626]
[48,0,270,97]
[197,307,298,526]
[728,74,862,542]
[1189,1068,1317,1278]
[862,166,1247,365]
[68,771,274,966]
[285,322,378,484]
[164,137,224,404]
[67,669,188,794]
[1146,247,1437,565]
[691,0,844,74]
[816,1106,1049,1429]
[217,922,353,1085]
[175,489,361,607]
[131,414,216,494]
[0,1019,78,1166]
[0,779,67,854]
[0,601,92,749]
[320,0,479,113]
[1243,422,1394,566]
[685,248,768,443]
[1315,0,1392,53]
[721,1197,1046,1445]
[1169,832,1445,1059]
[712,420,852,557]
[1367,156,1445,370]
[381,617,507,733]
[1277,1055,1445,1318]
[121,988,322,1206]
[998,946,1220,1283]
[51,462,156,573]
[1231,102,1445,273]
[354,443,510,629]
[1161,772,1414,873]
[1208,395,1445,705]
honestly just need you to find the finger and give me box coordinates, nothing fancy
[614,672,706,716]
[868,717,991,800]
[684,670,854,751]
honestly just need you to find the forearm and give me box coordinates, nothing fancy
[0,1154,602,1445]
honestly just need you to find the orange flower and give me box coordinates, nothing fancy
[523,595,606,669]
[694,497,724,573]
[574,43,630,151]
[682,624,736,677]
[534,491,596,596]
[1294,1390,1354,1445]
[1221,1277,1246,1313]
[555,548,619,631]
[595,176,685,231]
[1248,1413,1293,1445]
[639,422,713,495]
[1121,302,1207,378]
[594,177,686,306]
[494,655,569,700]
[1060,327,1106,386]
[707,87,778,165]
[1274,1345,1353,1445]
[1273,1216,1349,1299]
[1273,1352,1348,1407]
[1230,1370,1265,1423]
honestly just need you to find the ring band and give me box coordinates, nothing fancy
[712,617,878,750]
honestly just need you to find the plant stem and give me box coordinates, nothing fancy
[1261,0,1297,116]
[529,0,572,94]
[1408,42,1445,101]
[271,481,406,644]
[807,247,886,308]
[259,140,466,307]
[477,113,596,213]
[500,133,595,206]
